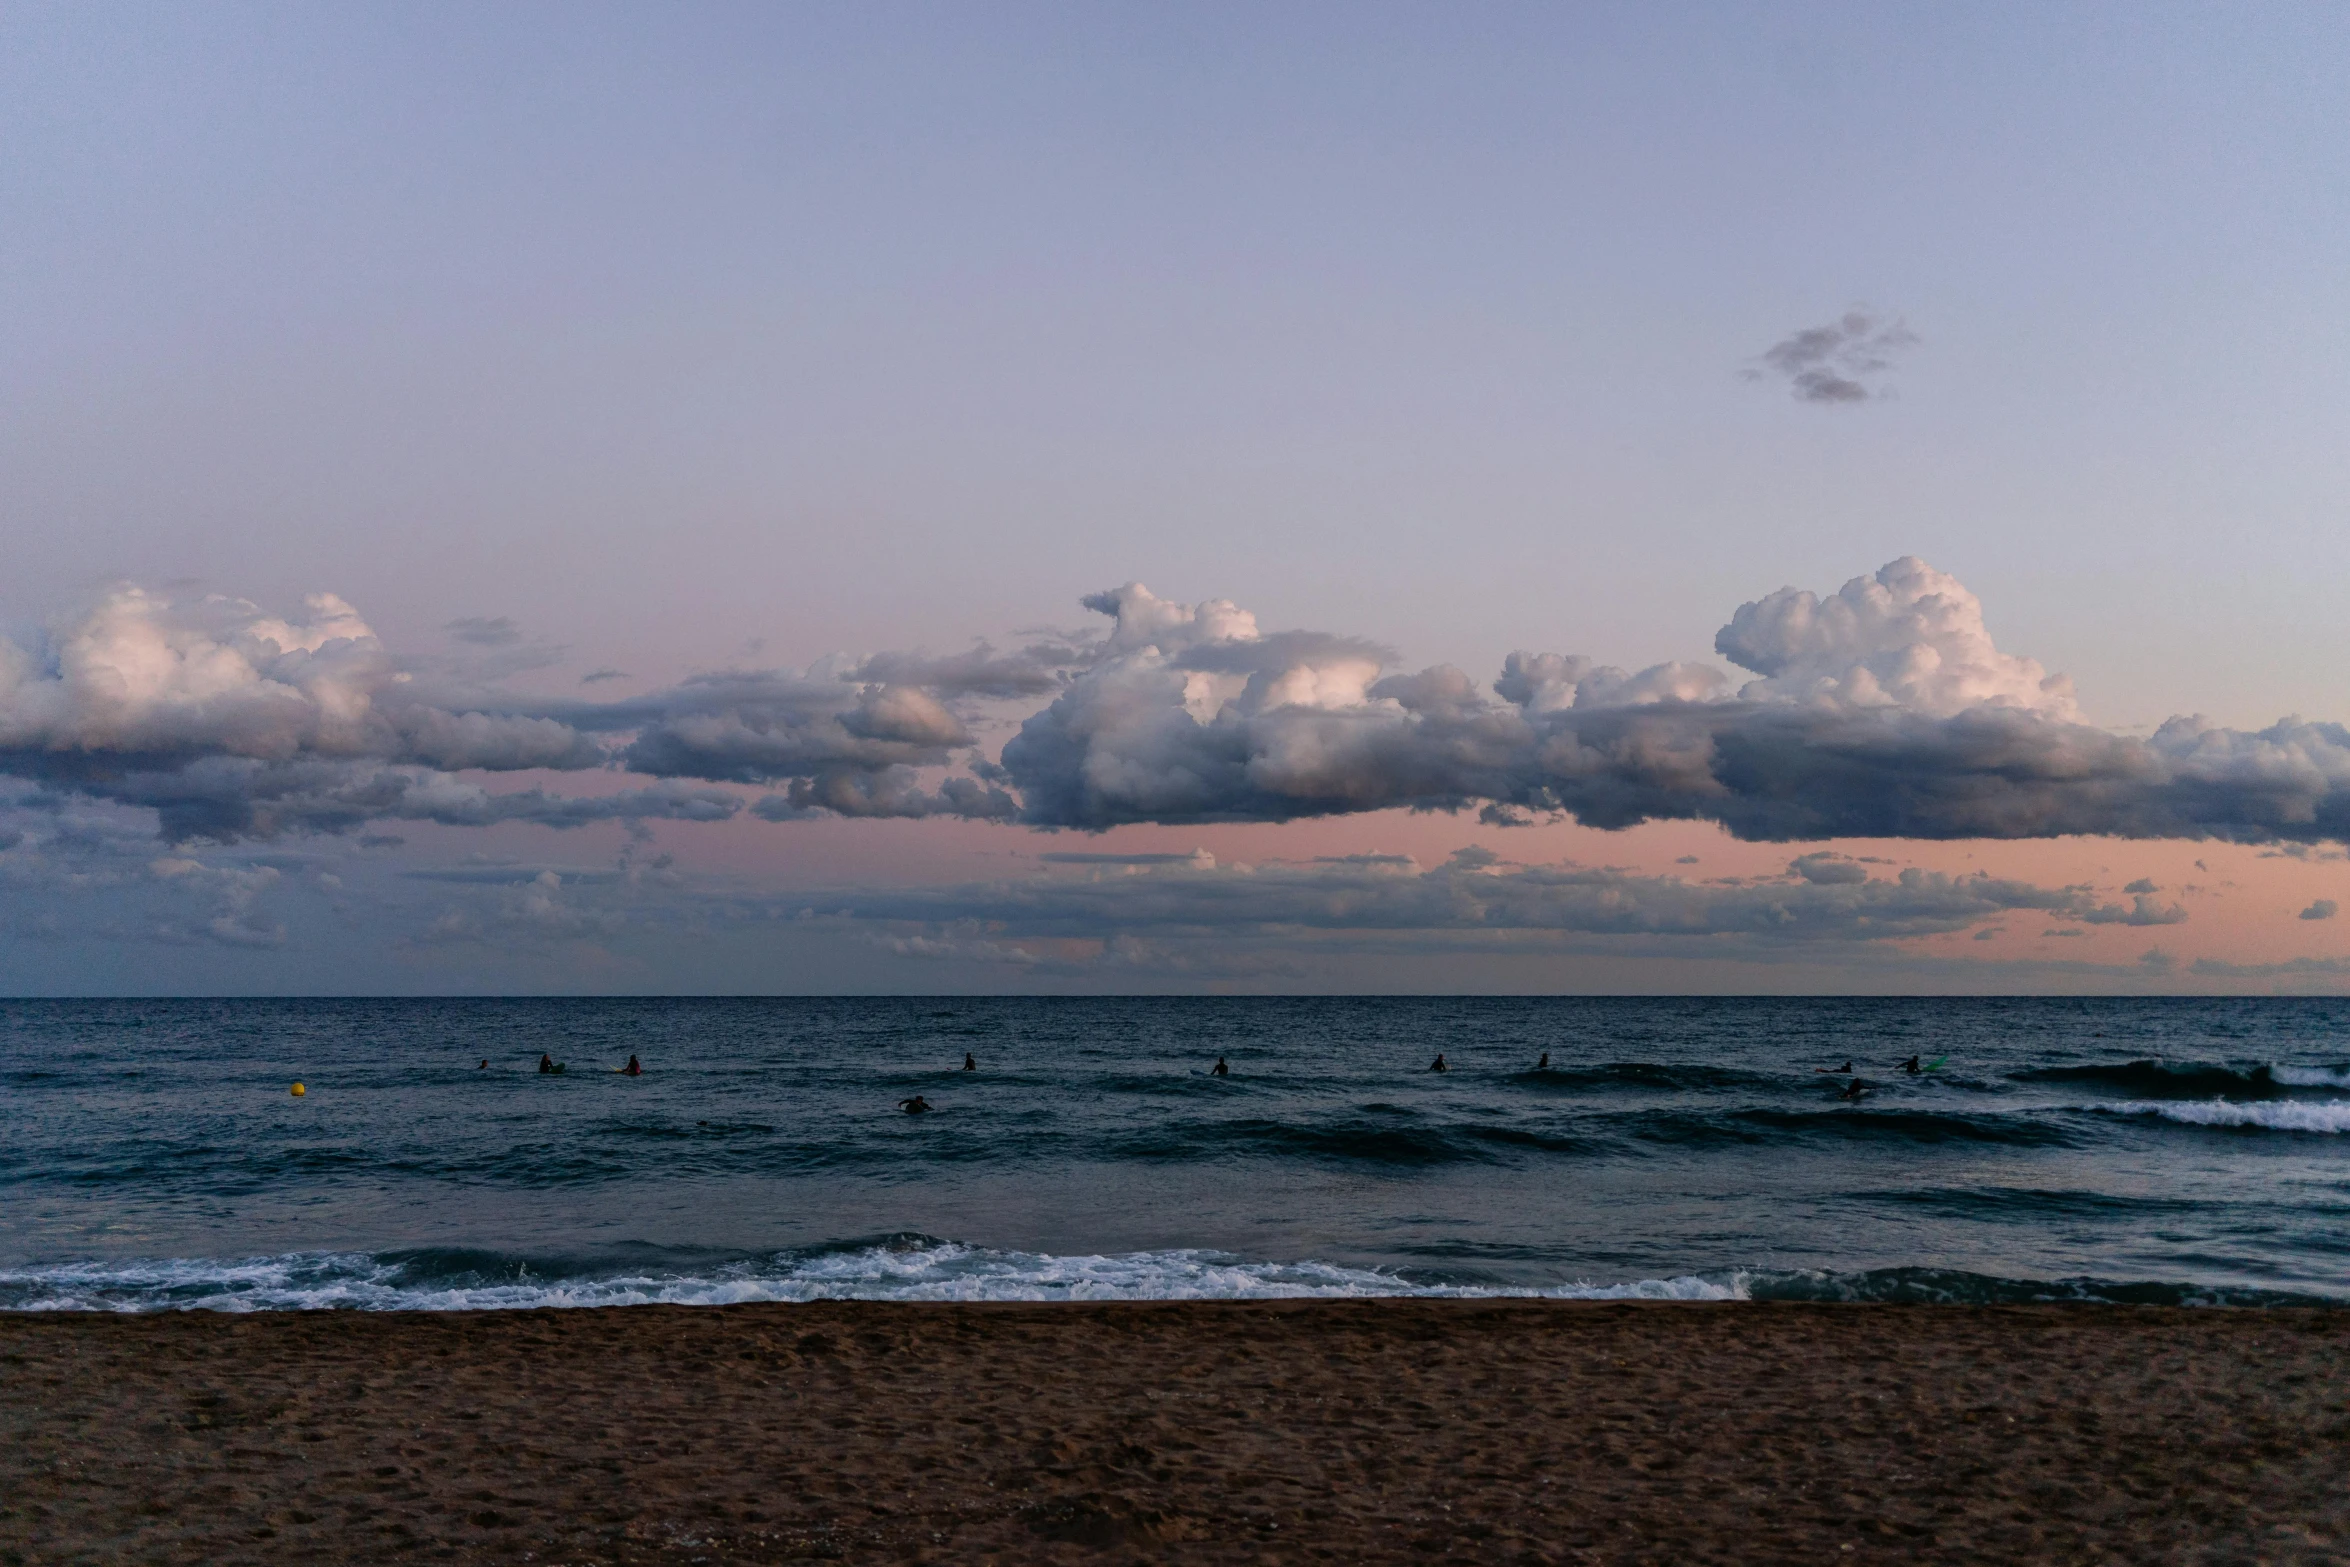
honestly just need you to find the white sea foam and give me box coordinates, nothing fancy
[2097,1098,2350,1133]
[2272,1066,2350,1088]
[0,1242,1744,1313]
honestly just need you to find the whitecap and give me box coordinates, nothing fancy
[0,1242,1744,1313]
[2095,1098,2350,1134]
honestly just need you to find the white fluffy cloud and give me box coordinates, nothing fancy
[1714,557,2076,717]
[8,560,2350,848]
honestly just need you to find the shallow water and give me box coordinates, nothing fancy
[3,996,2346,1309]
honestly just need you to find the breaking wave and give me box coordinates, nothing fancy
[2091,1099,2350,1134]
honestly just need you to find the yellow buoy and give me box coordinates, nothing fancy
[291,1082,306,1097]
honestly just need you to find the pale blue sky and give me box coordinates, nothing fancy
[3,3,2347,991]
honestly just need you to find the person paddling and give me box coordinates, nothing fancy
[897,1095,932,1115]
[1839,1076,1870,1101]
[1815,1060,1854,1074]
[1898,1055,1922,1074]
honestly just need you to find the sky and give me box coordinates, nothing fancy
[3,1,2348,994]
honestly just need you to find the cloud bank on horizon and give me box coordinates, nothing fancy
[2,558,2348,850]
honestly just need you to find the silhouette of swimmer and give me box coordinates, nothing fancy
[897,1095,933,1114]
[1429,1053,1449,1073]
[1211,1057,1229,1076]
[1815,1060,1854,1074]
[1536,1052,1550,1070]
[538,1053,559,1075]
[964,1052,977,1071]
[478,1059,488,1070]
[1839,1077,1871,1101]
[1898,1054,1922,1075]
[623,1055,642,1076]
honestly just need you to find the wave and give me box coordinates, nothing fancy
[1633,1107,2076,1149]
[6,1240,2333,1313]
[1741,1265,2335,1309]
[0,1237,1736,1313]
[1509,1063,1786,1094]
[2015,1059,2350,1098]
[2091,1098,2350,1134]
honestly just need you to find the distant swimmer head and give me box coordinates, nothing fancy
[478,1059,488,1069]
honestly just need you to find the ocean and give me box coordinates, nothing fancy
[3,996,2345,1311]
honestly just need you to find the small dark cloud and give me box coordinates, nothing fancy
[445,616,523,647]
[2299,899,2338,921]
[1675,855,1700,865]
[580,668,630,685]
[2124,878,2158,894]
[1747,310,1917,404]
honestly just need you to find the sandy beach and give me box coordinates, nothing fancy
[2,1299,2343,1564]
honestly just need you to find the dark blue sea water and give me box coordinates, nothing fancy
[4,997,2347,1311]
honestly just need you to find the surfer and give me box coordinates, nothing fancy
[1815,1060,1854,1074]
[1211,1057,1229,1076]
[1839,1077,1871,1101]
[623,1055,642,1076]
[478,1059,488,1069]
[1536,1052,1550,1070]
[897,1095,932,1115]
[538,1053,558,1075]
[964,1052,977,1071]
[1898,1055,1922,1075]
[1430,1053,1449,1073]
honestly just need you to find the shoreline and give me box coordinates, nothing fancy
[5,1298,2345,1563]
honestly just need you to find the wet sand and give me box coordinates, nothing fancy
[3,1299,2344,1564]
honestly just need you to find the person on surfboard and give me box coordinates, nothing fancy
[1429,1053,1449,1073]
[622,1055,642,1076]
[963,1053,977,1071]
[1839,1077,1871,1101]
[897,1095,932,1114]
[1211,1057,1229,1076]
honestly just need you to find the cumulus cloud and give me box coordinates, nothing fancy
[14,558,2350,853]
[2300,899,2337,921]
[990,561,2350,845]
[1714,558,2074,717]
[0,588,1028,841]
[1748,309,1917,403]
